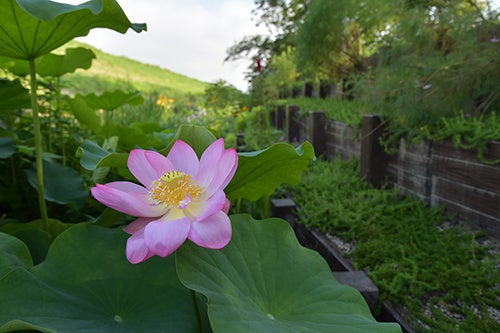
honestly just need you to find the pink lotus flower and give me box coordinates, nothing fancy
[91,139,238,264]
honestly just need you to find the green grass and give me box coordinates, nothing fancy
[58,41,208,96]
[289,158,500,333]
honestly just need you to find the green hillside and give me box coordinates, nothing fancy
[59,41,208,97]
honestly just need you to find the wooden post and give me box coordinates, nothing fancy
[270,110,276,127]
[303,82,314,97]
[360,115,387,188]
[286,105,300,143]
[271,198,296,223]
[276,105,286,130]
[307,111,326,156]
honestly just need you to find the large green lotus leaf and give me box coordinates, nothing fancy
[0,0,146,60]
[0,218,72,264]
[0,79,30,111]
[80,90,144,111]
[0,224,198,332]
[0,227,33,277]
[159,124,217,158]
[0,47,96,77]
[0,136,17,158]
[177,214,402,333]
[225,142,315,201]
[25,160,88,207]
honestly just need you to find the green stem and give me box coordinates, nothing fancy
[190,289,202,333]
[28,58,49,229]
[55,77,67,165]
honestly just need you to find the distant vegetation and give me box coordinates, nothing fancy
[58,40,208,97]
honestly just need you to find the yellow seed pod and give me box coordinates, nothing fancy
[161,170,184,182]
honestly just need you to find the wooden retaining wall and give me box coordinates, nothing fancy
[274,105,500,239]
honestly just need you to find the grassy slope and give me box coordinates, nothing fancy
[59,41,208,96]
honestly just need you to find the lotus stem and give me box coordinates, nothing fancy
[28,58,49,229]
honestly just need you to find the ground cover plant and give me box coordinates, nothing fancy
[0,1,402,332]
[289,158,500,333]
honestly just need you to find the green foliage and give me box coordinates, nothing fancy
[355,2,499,129]
[0,79,30,111]
[25,159,88,207]
[295,0,396,82]
[0,0,146,60]
[241,0,499,153]
[61,41,208,96]
[0,224,200,332]
[0,3,401,331]
[380,111,500,163]
[226,141,314,202]
[0,47,96,77]
[432,112,500,163]
[290,158,500,332]
[264,47,299,97]
[0,215,400,333]
[77,90,144,111]
[177,214,401,333]
[236,105,285,151]
[280,97,367,126]
[204,79,246,110]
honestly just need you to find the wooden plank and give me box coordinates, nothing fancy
[432,177,499,218]
[431,195,500,238]
[431,155,500,194]
[433,139,500,163]
[395,140,432,176]
[326,121,361,160]
[386,164,432,202]
[271,198,296,222]
[332,271,379,311]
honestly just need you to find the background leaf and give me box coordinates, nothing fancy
[0,0,146,59]
[176,214,401,333]
[225,142,315,201]
[77,139,128,171]
[0,137,17,158]
[0,47,96,77]
[68,95,103,135]
[160,124,217,157]
[0,218,71,265]
[25,160,88,207]
[79,90,144,111]
[0,79,30,111]
[0,224,199,332]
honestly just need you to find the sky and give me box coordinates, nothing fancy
[68,0,265,92]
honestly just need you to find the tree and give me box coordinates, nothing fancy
[225,0,308,88]
[294,0,398,98]
[357,0,499,127]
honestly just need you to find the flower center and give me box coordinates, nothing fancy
[149,171,203,209]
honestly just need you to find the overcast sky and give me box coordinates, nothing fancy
[72,0,265,92]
